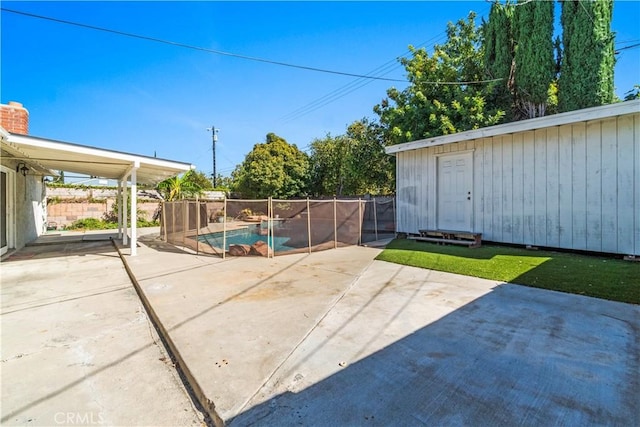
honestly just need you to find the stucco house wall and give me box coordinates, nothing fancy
[1,157,47,251]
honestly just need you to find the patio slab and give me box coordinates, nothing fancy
[122,233,640,426]
[0,240,205,426]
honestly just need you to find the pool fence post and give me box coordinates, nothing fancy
[222,197,227,259]
[333,197,337,249]
[268,197,273,258]
[183,200,188,250]
[195,197,200,255]
[162,202,167,242]
[373,197,378,241]
[392,195,396,233]
[307,197,312,254]
[358,198,362,245]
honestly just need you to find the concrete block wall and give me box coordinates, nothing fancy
[46,187,161,229]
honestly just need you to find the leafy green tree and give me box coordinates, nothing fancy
[344,119,395,195]
[375,12,504,145]
[212,174,232,191]
[157,170,204,201]
[187,170,214,190]
[558,0,615,112]
[513,0,556,118]
[231,133,309,198]
[308,119,395,197]
[308,133,349,196]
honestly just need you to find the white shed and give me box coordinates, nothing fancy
[386,99,640,256]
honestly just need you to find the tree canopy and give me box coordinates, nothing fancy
[513,0,556,118]
[308,119,394,196]
[374,12,505,145]
[559,0,615,112]
[231,133,309,199]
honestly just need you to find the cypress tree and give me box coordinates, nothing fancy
[559,0,615,112]
[513,0,555,118]
[483,1,515,121]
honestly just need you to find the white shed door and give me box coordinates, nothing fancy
[437,152,473,231]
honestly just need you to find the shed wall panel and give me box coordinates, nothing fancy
[534,129,548,246]
[502,135,514,243]
[558,124,573,248]
[585,120,603,252]
[546,127,560,248]
[600,118,618,253]
[511,134,524,243]
[571,122,588,250]
[522,131,536,245]
[613,114,636,254]
[395,111,639,255]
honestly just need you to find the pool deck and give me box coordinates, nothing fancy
[122,231,639,426]
[3,228,638,426]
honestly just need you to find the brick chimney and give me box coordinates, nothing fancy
[0,101,29,134]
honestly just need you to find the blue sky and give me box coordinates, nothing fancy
[2,1,639,180]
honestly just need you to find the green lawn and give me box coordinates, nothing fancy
[376,239,640,304]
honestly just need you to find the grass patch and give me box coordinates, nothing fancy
[376,239,640,305]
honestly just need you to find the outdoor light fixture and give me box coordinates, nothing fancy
[16,162,28,177]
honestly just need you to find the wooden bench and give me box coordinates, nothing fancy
[408,229,482,248]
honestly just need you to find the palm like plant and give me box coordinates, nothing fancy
[157,171,203,201]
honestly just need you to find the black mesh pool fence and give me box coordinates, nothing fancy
[160,197,395,257]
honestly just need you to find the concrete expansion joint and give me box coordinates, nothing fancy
[111,240,222,427]
[234,257,378,420]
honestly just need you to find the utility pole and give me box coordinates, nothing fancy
[207,126,219,188]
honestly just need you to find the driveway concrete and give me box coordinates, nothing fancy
[124,233,639,426]
[0,238,205,426]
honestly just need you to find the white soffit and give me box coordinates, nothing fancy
[5,133,193,185]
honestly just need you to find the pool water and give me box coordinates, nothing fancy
[197,225,294,252]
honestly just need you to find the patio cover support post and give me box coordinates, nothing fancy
[123,179,128,246]
[117,180,123,239]
[130,166,137,256]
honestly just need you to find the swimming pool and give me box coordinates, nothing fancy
[197,225,295,252]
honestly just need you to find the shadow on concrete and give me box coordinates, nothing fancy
[1,244,309,426]
[230,285,638,426]
[2,240,121,262]
[138,233,199,255]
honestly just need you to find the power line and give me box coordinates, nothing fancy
[615,42,640,54]
[280,5,495,124]
[1,7,408,83]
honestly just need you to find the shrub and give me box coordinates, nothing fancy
[66,218,117,230]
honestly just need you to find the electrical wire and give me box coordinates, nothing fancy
[280,5,494,124]
[615,42,640,54]
[0,7,408,83]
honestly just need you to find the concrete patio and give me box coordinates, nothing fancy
[126,232,639,426]
[2,229,638,426]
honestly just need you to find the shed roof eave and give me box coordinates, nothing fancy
[385,99,640,154]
